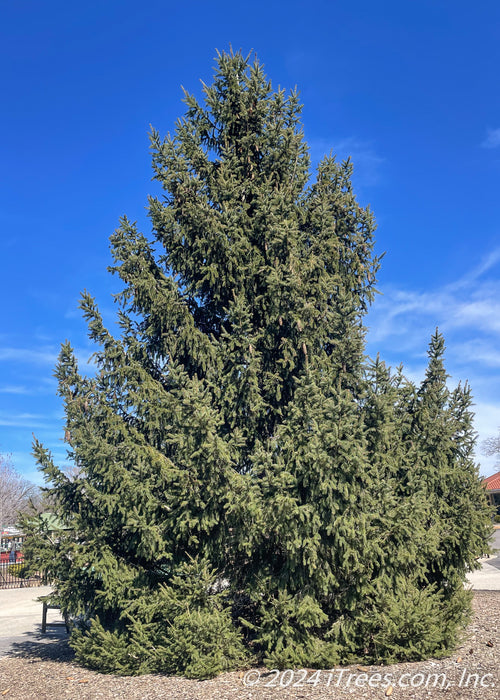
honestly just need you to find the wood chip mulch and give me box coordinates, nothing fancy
[0,591,498,699]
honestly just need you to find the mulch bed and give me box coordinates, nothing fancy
[0,591,498,699]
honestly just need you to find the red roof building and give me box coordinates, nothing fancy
[483,470,500,512]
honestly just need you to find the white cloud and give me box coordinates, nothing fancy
[451,339,500,369]
[473,402,500,441]
[367,246,500,477]
[0,347,58,365]
[482,128,500,149]
[0,341,96,377]
[0,385,31,395]
[331,137,384,186]
[368,247,500,349]
[472,402,500,477]
[449,301,500,335]
[449,248,500,289]
[0,412,49,429]
[74,348,98,376]
[308,136,384,187]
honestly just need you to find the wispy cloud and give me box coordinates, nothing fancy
[0,342,96,375]
[447,248,500,290]
[449,300,500,335]
[0,412,51,429]
[472,402,500,477]
[366,246,500,476]
[0,385,31,395]
[0,347,58,365]
[481,128,500,149]
[74,349,98,376]
[331,137,384,186]
[451,339,500,369]
[64,307,82,320]
[368,247,500,350]
[309,136,385,187]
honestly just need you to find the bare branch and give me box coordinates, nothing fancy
[0,454,38,532]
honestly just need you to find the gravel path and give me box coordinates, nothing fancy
[0,591,498,699]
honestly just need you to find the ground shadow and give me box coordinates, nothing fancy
[4,626,74,663]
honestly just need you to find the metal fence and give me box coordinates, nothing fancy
[0,553,44,589]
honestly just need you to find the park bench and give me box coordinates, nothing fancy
[41,597,70,634]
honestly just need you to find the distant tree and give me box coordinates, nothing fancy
[24,50,492,678]
[0,455,38,532]
[483,430,500,467]
[410,332,492,613]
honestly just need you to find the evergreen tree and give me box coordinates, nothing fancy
[412,331,492,593]
[23,50,492,677]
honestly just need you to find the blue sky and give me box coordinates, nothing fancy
[1,1,499,484]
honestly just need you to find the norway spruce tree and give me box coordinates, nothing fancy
[24,50,492,677]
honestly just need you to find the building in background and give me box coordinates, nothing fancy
[483,471,500,514]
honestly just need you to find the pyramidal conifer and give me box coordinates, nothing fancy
[23,50,492,677]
